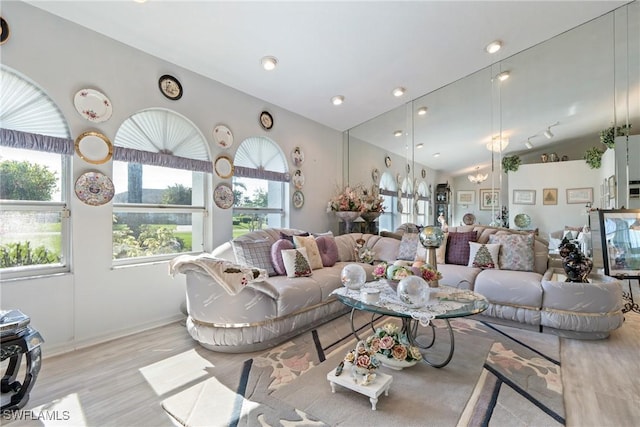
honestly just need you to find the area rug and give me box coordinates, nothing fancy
[161,312,564,426]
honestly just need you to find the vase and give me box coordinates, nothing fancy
[335,211,361,234]
[360,211,381,222]
[380,357,418,370]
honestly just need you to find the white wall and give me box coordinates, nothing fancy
[450,166,507,226]
[507,160,601,239]
[0,2,343,355]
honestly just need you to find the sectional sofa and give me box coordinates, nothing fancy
[170,224,624,353]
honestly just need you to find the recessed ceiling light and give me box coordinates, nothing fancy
[394,130,403,137]
[392,87,406,97]
[260,56,278,71]
[416,143,424,149]
[331,95,344,106]
[485,40,502,54]
[417,106,428,115]
[433,152,441,158]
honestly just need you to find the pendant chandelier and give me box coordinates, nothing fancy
[468,167,488,184]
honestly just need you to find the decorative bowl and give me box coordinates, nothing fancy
[514,213,532,229]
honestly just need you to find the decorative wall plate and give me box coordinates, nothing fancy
[291,146,304,166]
[421,168,427,179]
[214,183,234,209]
[1,17,10,45]
[214,154,234,179]
[260,111,273,130]
[514,213,532,228]
[74,131,113,164]
[384,156,391,168]
[74,89,112,123]
[292,169,305,189]
[74,171,115,206]
[371,168,380,184]
[213,124,233,149]
[158,74,183,100]
[463,213,476,225]
[292,190,304,209]
[406,163,411,173]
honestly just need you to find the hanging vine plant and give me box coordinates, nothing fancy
[584,147,603,169]
[501,155,521,173]
[600,124,632,149]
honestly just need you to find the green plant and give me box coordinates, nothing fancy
[501,155,521,173]
[600,124,632,149]
[0,241,59,268]
[584,147,603,169]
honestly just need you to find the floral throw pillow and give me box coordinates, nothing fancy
[281,248,313,278]
[445,231,477,266]
[488,233,535,271]
[397,233,419,261]
[467,242,500,269]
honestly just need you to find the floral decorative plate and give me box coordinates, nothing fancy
[514,213,532,228]
[462,213,476,225]
[213,125,233,149]
[74,171,115,206]
[214,183,234,209]
[291,147,304,166]
[292,190,304,208]
[74,89,112,123]
[371,168,380,184]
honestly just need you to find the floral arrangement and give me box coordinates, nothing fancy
[366,323,422,363]
[327,184,384,213]
[355,238,375,264]
[372,261,442,283]
[344,340,380,372]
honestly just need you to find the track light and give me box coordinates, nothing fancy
[525,138,533,149]
[496,71,510,82]
[544,122,559,139]
[392,87,406,97]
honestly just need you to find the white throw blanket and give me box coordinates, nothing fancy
[169,253,268,296]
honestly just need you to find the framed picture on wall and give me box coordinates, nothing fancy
[543,188,558,205]
[513,189,536,205]
[479,188,500,210]
[456,190,475,205]
[566,187,593,204]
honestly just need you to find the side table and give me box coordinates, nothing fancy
[326,367,392,410]
[1,310,44,411]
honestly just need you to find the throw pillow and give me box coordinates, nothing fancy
[467,242,501,269]
[315,235,339,267]
[231,239,276,276]
[488,233,535,271]
[397,233,419,261]
[270,239,295,275]
[279,231,310,243]
[281,247,313,278]
[445,231,477,265]
[293,235,324,270]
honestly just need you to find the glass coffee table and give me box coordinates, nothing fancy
[332,281,488,368]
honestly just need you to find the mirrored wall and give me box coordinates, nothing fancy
[346,1,638,231]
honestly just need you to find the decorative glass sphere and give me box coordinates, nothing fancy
[341,263,366,290]
[397,276,429,308]
[419,226,444,248]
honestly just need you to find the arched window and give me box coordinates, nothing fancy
[232,137,288,236]
[112,108,210,263]
[416,181,430,226]
[379,172,398,232]
[0,66,71,279]
[401,177,414,225]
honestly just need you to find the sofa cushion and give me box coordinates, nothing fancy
[397,233,419,260]
[445,231,477,265]
[468,242,500,269]
[232,239,276,276]
[437,263,481,289]
[270,239,294,275]
[474,269,543,309]
[293,235,324,270]
[281,247,313,278]
[489,233,535,271]
[315,235,339,267]
[436,233,448,264]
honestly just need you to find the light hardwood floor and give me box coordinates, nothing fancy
[3,299,640,426]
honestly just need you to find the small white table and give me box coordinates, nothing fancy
[326,367,392,410]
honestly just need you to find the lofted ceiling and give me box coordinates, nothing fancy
[25,0,633,175]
